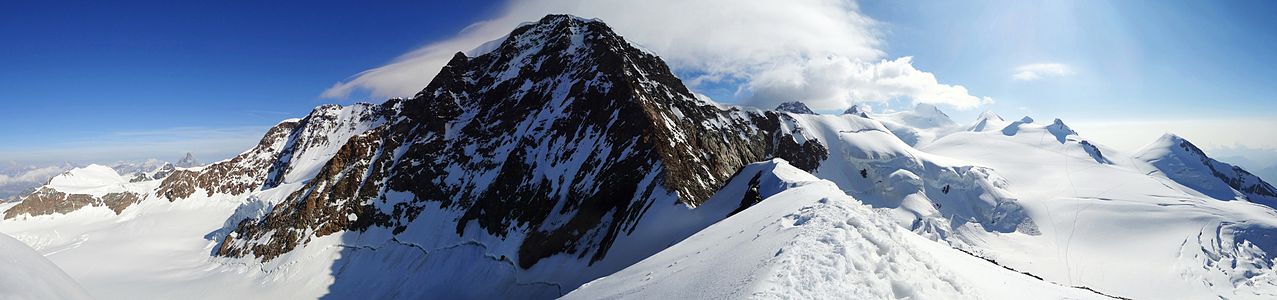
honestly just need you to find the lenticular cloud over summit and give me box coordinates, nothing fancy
[320,0,990,111]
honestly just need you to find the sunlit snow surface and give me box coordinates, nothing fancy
[0,232,92,300]
[925,116,1277,299]
[564,160,1106,299]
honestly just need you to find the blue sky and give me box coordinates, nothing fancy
[2,0,1275,170]
[0,0,503,163]
[861,0,1277,120]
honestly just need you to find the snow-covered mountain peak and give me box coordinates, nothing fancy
[1136,133,1277,206]
[1137,133,1205,162]
[207,14,832,295]
[776,101,818,115]
[967,110,1007,132]
[1017,116,1034,123]
[46,164,125,194]
[842,104,869,117]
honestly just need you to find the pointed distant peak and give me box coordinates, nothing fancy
[977,110,1003,122]
[175,152,201,168]
[967,110,1005,132]
[775,101,817,115]
[843,105,862,115]
[1017,116,1035,123]
[842,105,870,117]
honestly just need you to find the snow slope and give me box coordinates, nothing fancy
[863,103,963,148]
[45,164,127,197]
[0,184,346,300]
[564,159,1107,300]
[1136,133,1277,207]
[0,232,92,300]
[778,110,1036,241]
[925,116,1277,299]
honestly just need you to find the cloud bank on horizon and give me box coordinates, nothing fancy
[319,0,992,111]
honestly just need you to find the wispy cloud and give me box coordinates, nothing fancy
[1012,63,1074,81]
[320,0,991,111]
[0,166,67,186]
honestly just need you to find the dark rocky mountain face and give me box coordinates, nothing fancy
[3,188,140,219]
[776,101,817,115]
[215,15,826,269]
[843,105,869,118]
[157,120,301,201]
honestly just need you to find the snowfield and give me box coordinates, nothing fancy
[925,115,1277,299]
[564,159,1106,300]
[0,232,92,300]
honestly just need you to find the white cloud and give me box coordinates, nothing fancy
[747,56,993,110]
[0,166,67,186]
[321,0,990,111]
[1012,63,1074,81]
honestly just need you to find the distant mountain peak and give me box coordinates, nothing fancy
[968,110,1006,132]
[842,105,869,117]
[1137,133,1277,206]
[776,101,818,115]
[175,152,200,168]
